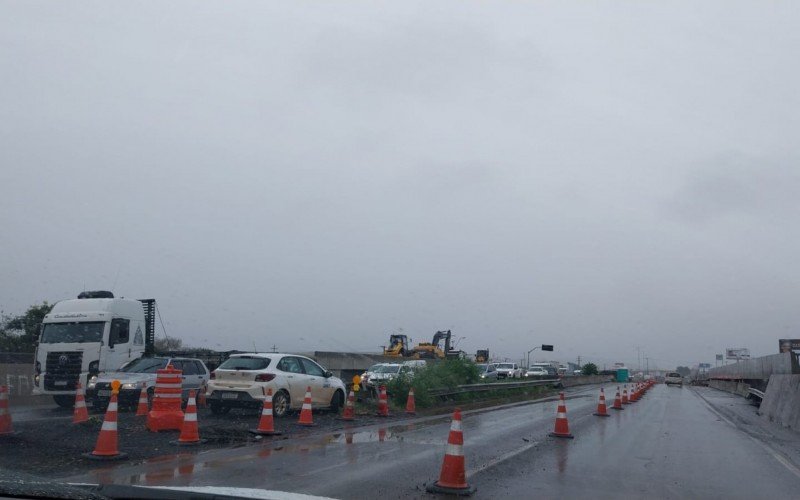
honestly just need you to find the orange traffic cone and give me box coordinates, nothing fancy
[172,390,204,445]
[612,388,624,411]
[593,388,610,417]
[73,382,89,424]
[376,385,389,417]
[339,390,356,421]
[426,408,476,495]
[405,387,416,415]
[297,386,315,426]
[196,383,207,408]
[630,386,639,402]
[549,392,574,438]
[622,386,630,404]
[135,383,149,416]
[84,392,127,460]
[0,386,18,436]
[250,388,282,435]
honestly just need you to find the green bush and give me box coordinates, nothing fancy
[386,358,480,408]
[582,362,599,376]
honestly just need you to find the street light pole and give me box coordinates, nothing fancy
[527,347,541,369]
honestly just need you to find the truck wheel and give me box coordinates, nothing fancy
[53,395,74,408]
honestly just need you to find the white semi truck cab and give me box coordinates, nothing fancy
[32,291,155,407]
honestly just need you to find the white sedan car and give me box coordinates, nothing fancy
[495,362,523,379]
[206,353,346,417]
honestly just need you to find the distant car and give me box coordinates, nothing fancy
[87,356,210,410]
[665,372,683,386]
[573,369,583,376]
[365,363,403,390]
[477,363,499,380]
[495,363,523,379]
[525,367,549,377]
[360,363,388,390]
[205,353,346,417]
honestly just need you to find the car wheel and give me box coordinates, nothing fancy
[272,390,291,418]
[329,390,344,413]
[210,402,231,415]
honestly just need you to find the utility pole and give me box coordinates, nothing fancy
[645,357,650,374]
[577,355,582,368]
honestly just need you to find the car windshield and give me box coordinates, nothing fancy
[497,363,514,369]
[39,322,105,343]
[374,365,401,374]
[668,373,681,378]
[218,356,271,370]
[119,357,168,373]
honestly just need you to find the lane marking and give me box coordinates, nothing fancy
[466,440,539,476]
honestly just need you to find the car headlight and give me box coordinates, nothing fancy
[87,376,98,389]
[121,383,138,390]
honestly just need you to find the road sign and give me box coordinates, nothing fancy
[715,354,723,361]
[541,345,554,351]
[725,348,750,360]
[699,363,711,368]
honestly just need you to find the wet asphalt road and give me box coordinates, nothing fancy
[64,384,800,499]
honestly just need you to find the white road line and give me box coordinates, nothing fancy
[466,440,539,477]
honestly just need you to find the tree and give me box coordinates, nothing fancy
[676,366,690,377]
[581,362,599,376]
[154,336,183,352]
[0,302,53,352]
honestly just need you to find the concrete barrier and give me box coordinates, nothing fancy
[708,379,751,397]
[758,374,800,430]
[560,375,614,387]
[708,352,798,381]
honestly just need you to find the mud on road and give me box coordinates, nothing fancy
[0,402,410,478]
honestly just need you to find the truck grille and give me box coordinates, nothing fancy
[44,351,83,390]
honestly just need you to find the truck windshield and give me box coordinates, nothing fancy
[120,358,168,373]
[40,322,105,343]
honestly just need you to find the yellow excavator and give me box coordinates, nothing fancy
[383,334,412,357]
[411,330,462,359]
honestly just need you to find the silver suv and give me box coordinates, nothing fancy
[665,372,683,387]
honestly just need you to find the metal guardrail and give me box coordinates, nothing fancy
[748,387,765,401]
[429,378,560,398]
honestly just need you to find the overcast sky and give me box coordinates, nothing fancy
[2,1,799,370]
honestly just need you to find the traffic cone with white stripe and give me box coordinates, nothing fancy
[593,388,610,417]
[405,387,416,415]
[612,388,624,410]
[84,392,127,460]
[0,386,17,436]
[622,386,630,404]
[549,392,574,438]
[339,390,356,421]
[426,408,476,495]
[72,382,89,424]
[172,390,204,445]
[376,385,389,417]
[250,388,282,435]
[630,386,639,402]
[135,383,149,417]
[297,386,315,426]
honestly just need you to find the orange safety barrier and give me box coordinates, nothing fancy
[426,408,476,496]
[73,382,89,424]
[622,385,630,404]
[147,364,185,432]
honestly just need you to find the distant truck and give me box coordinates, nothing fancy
[32,291,156,407]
